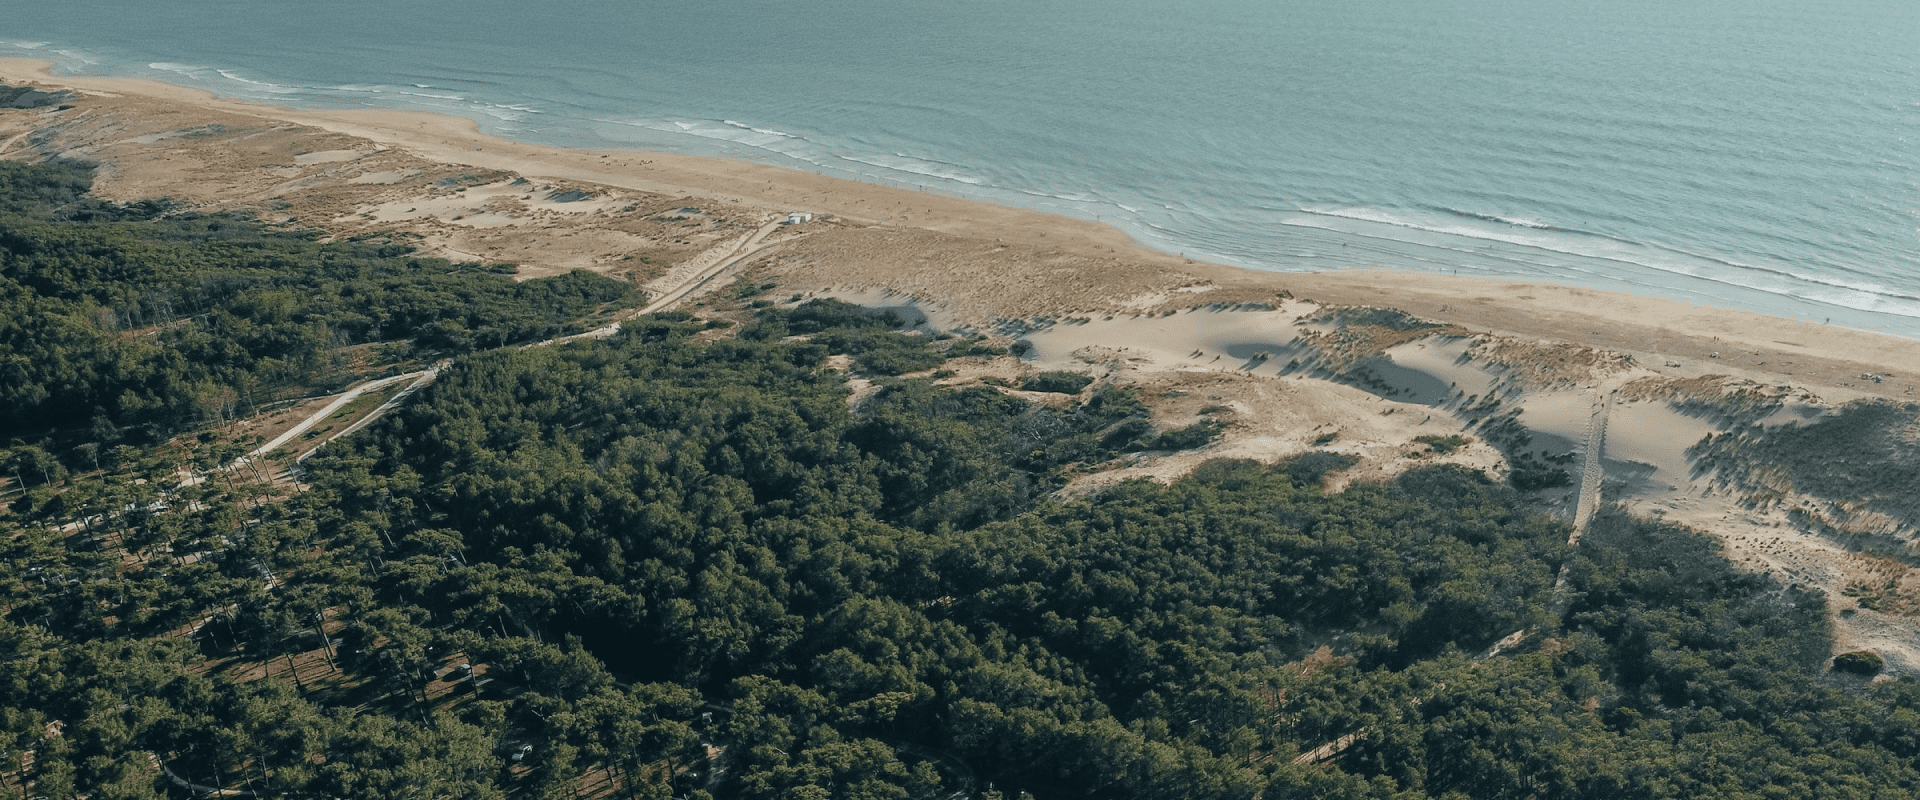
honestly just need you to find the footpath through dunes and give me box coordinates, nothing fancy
[14,73,1920,800]
[633,219,789,315]
[1571,382,1617,536]
[1548,378,1623,612]
[543,217,795,346]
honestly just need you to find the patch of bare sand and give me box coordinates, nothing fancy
[996,309,1506,494]
[1057,370,1506,497]
[1379,337,1501,404]
[1021,305,1313,373]
[1015,308,1920,673]
[1667,492,1920,674]
[1597,381,1920,674]
[791,287,969,334]
[757,225,1230,326]
[10,56,1918,401]
[1603,400,1719,499]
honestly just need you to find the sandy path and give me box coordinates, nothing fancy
[243,372,418,460]
[1570,382,1620,536]
[543,218,793,346]
[1548,379,1623,612]
[294,368,442,463]
[10,58,1919,674]
[636,219,786,313]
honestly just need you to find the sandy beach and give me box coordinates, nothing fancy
[5,57,1918,670]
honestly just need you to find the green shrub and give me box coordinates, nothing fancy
[1833,650,1884,676]
[1510,464,1572,490]
[858,347,946,376]
[811,327,945,375]
[1137,419,1225,451]
[1099,419,1157,451]
[784,297,901,333]
[1022,371,1095,394]
[947,339,1008,358]
[1416,434,1471,454]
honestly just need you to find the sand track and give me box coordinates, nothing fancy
[637,219,789,314]
[242,220,793,475]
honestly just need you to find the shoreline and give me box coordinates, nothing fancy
[4,56,1919,402]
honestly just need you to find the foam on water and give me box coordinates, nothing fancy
[214,69,301,95]
[836,154,988,187]
[1286,206,1920,320]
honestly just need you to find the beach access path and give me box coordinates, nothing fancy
[551,216,795,345]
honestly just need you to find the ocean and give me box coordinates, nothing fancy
[6,0,1918,336]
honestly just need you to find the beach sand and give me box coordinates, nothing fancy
[5,57,1917,670]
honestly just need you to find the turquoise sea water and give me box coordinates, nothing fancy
[6,0,1918,336]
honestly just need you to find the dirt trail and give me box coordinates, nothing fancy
[1292,733,1363,766]
[1298,377,1627,767]
[1570,381,1618,537]
[223,221,789,480]
[635,218,788,313]
[294,367,443,463]
[551,218,792,345]
[241,372,418,460]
